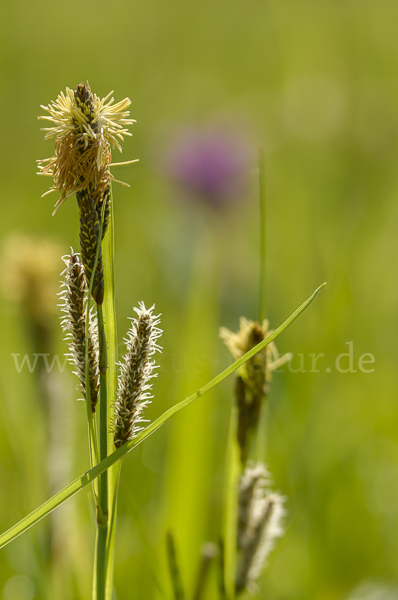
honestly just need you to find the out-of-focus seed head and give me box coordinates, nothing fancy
[1,234,61,318]
[220,318,292,463]
[236,463,285,594]
[0,233,63,355]
[220,317,292,386]
[237,463,271,550]
[0,234,62,354]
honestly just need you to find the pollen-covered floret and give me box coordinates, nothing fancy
[38,82,135,214]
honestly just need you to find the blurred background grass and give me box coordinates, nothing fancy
[0,0,397,598]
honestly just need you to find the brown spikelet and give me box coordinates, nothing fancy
[94,183,111,241]
[76,188,105,305]
[60,252,100,411]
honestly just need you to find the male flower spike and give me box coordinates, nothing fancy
[38,83,136,304]
[38,83,135,213]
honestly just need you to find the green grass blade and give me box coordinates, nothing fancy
[0,283,325,550]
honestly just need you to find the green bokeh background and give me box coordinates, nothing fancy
[0,1,397,598]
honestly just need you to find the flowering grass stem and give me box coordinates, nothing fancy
[95,303,108,600]
[81,183,109,599]
[37,84,135,597]
[84,189,108,486]
[257,149,269,465]
[105,461,121,599]
[0,283,325,552]
[102,195,120,599]
[259,148,266,324]
[223,406,240,600]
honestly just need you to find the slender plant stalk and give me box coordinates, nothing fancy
[256,150,268,461]
[104,462,121,599]
[0,283,325,551]
[193,545,217,600]
[84,247,101,474]
[84,196,108,498]
[79,190,109,600]
[166,531,186,600]
[105,461,121,598]
[84,366,99,474]
[102,190,121,600]
[217,540,227,600]
[37,84,133,596]
[259,148,266,323]
[95,303,108,600]
[84,186,109,466]
[223,406,240,600]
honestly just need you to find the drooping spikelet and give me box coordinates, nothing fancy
[59,252,99,412]
[235,463,285,594]
[220,318,292,463]
[38,82,135,304]
[113,303,162,448]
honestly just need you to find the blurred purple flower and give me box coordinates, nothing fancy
[163,126,251,209]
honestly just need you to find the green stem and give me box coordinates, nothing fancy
[86,194,108,600]
[102,189,120,599]
[95,303,108,600]
[105,461,121,598]
[223,407,239,600]
[256,150,268,461]
[85,190,108,478]
[166,531,186,600]
[259,148,266,323]
[84,284,99,474]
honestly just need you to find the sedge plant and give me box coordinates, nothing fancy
[0,82,325,599]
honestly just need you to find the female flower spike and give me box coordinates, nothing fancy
[113,303,162,448]
[236,463,285,594]
[38,83,136,305]
[59,252,99,412]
